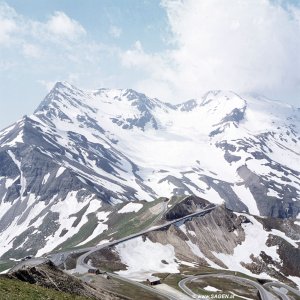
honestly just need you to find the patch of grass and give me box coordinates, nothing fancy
[0,260,15,273]
[81,198,166,245]
[112,198,173,238]
[84,274,166,300]
[178,264,265,283]
[179,264,218,275]
[114,213,158,239]
[0,276,90,300]
[70,204,90,228]
[157,273,185,292]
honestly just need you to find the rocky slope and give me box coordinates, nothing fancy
[0,82,300,259]
[5,260,125,299]
[87,198,300,287]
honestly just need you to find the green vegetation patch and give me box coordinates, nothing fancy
[83,274,166,300]
[0,276,90,300]
[0,260,15,273]
[154,273,184,292]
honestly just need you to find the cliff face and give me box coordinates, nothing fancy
[148,205,251,268]
[164,195,212,220]
[158,206,300,286]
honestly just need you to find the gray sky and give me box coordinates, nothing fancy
[1,0,300,130]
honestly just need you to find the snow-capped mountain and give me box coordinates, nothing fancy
[0,81,300,259]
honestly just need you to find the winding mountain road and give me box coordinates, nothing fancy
[178,274,300,300]
[75,205,216,273]
[9,205,216,274]
[264,282,300,300]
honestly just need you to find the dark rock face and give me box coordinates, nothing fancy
[240,217,300,287]
[201,176,249,213]
[110,89,163,130]
[88,247,128,272]
[165,195,211,220]
[267,235,300,278]
[221,107,246,124]
[238,165,300,218]
[176,99,198,112]
[259,217,300,240]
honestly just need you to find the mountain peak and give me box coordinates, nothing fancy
[200,90,244,106]
[34,81,88,115]
[53,81,74,90]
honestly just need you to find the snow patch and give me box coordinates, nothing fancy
[55,167,66,178]
[212,215,281,278]
[115,236,179,281]
[77,211,110,246]
[204,286,220,292]
[118,202,143,213]
[270,229,300,248]
[267,188,281,198]
[42,173,51,184]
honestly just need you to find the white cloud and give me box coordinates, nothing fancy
[0,3,18,45]
[121,41,171,79]
[0,2,93,71]
[109,25,122,38]
[0,60,17,71]
[2,0,300,111]
[38,79,57,92]
[22,43,42,58]
[122,0,300,103]
[0,4,87,49]
[0,18,17,44]
[46,11,86,40]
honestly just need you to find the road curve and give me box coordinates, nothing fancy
[266,288,289,300]
[178,274,277,300]
[264,282,300,300]
[178,276,199,299]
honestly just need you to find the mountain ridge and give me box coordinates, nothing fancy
[0,81,299,260]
